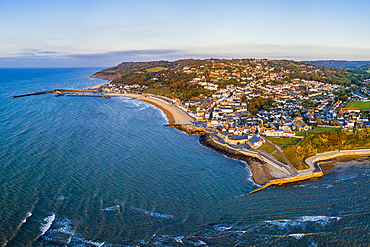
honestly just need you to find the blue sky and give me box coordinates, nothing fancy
[1,0,370,67]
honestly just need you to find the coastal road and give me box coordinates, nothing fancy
[264,139,298,174]
[207,132,294,175]
[253,149,296,175]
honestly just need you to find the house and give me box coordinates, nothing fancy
[248,135,266,148]
[264,129,296,137]
[223,135,250,145]
[339,108,361,115]
[293,119,312,131]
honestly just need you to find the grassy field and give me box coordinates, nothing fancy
[146,67,169,73]
[258,143,275,153]
[282,146,308,170]
[345,101,370,110]
[296,127,340,136]
[142,88,167,94]
[258,143,286,164]
[265,137,300,145]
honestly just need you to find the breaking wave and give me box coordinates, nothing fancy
[132,207,174,219]
[101,205,120,211]
[39,213,55,236]
[264,215,341,228]
[22,212,32,223]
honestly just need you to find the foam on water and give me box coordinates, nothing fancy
[152,234,207,246]
[213,224,233,231]
[39,213,56,236]
[264,215,341,228]
[132,207,174,219]
[56,195,67,200]
[101,205,120,211]
[335,173,357,181]
[287,233,308,239]
[294,184,334,189]
[22,212,32,223]
[39,217,113,246]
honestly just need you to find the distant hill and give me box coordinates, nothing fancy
[305,60,370,69]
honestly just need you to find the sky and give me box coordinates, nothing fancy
[1,0,370,67]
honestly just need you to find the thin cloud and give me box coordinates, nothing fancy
[19,49,58,57]
[67,49,180,60]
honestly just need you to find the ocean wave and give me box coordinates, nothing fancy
[101,205,120,211]
[335,174,357,181]
[39,213,55,236]
[287,233,308,239]
[137,105,150,111]
[39,217,110,246]
[56,195,67,200]
[132,207,174,219]
[264,215,341,229]
[294,184,333,189]
[152,234,207,246]
[213,224,233,231]
[22,211,32,223]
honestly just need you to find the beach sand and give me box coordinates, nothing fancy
[106,93,194,125]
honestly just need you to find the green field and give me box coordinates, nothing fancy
[145,67,169,73]
[142,88,167,94]
[258,143,286,164]
[296,126,341,136]
[265,137,300,145]
[345,101,370,110]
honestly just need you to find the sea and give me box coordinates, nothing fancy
[0,68,369,246]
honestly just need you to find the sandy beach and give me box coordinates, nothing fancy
[106,93,194,125]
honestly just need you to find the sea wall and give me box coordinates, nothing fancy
[199,133,260,163]
[307,150,370,165]
[199,134,290,185]
[248,172,324,194]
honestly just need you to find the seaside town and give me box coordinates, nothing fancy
[96,59,370,151]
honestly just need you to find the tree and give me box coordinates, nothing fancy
[332,120,339,126]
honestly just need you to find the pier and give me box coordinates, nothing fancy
[13,89,110,99]
[55,89,99,93]
[12,91,64,98]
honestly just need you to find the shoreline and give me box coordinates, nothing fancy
[105,93,194,125]
[88,82,369,192]
[199,134,290,186]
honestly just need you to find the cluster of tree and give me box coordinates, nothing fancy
[247,97,275,115]
[334,87,353,101]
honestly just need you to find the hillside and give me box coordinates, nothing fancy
[305,60,370,69]
[92,58,369,102]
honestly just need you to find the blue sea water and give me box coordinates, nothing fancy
[0,68,369,246]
